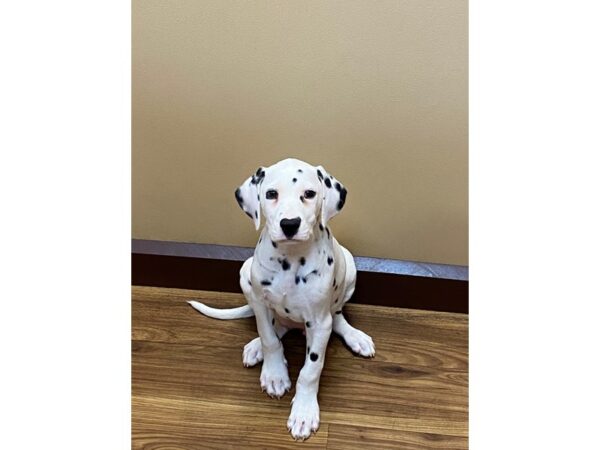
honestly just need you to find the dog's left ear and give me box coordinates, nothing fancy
[316,165,348,227]
[234,167,265,230]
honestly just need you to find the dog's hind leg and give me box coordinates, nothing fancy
[332,246,375,357]
[243,320,290,367]
[332,313,375,357]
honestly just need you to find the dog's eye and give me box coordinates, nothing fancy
[265,190,278,200]
[304,190,316,199]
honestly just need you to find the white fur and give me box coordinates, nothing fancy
[189,158,375,441]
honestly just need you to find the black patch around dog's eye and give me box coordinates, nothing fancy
[261,280,271,286]
[327,256,333,265]
[285,308,290,313]
[295,276,300,284]
[316,169,323,180]
[281,259,290,270]
[266,190,278,200]
[292,178,297,183]
[300,257,305,265]
[324,177,332,188]
[305,321,311,328]
[271,240,277,248]
[304,190,316,199]
[337,187,347,210]
[310,352,319,362]
[319,223,324,231]
[335,310,342,314]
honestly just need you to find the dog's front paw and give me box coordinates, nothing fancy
[243,337,263,367]
[260,358,291,398]
[344,328,375,357]
[287,393,320,441]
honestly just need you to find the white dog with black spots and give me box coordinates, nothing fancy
[189,158,375,441]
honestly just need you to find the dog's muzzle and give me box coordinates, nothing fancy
[280,217,302,239]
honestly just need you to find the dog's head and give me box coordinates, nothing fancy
[234,158,347,243]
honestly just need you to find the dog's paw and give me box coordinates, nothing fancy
[243,337,263,367]
[287,393,320,441]
[344,328,375,357]
[260,358,291,398]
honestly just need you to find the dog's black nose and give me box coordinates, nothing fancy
[280,217,301,238]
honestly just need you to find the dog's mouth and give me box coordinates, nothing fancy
[270,231,312,243]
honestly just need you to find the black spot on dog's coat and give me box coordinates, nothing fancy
[327,256,333,265]
[248,280,252,286]
[333,277,337,287]
[334,298,339,303]
[302,277,307,283]
[254,211,258,219]
[300,257,306,266]
[319,223,324,231]
[317,169,323,181]
[297,169,303,173]
[337,187,347,210]
[245,211,253,219]
[310,352,319,362]
[235,188,244,207]
[261,280,271,286]
[299,195,304,203]
[272,240,277,248]
[324,177,332,188]
[295,276,300,284]
[306,321,311,328]
[307,346,310,354]
[281,259,290,270]
[285,308,290,313]
[292,178,297,183]
[326,227,330,239]
[272,318,275,325]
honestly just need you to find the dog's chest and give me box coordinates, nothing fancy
[259,263,331,322]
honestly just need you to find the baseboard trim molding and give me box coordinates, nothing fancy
[132,239,468,313]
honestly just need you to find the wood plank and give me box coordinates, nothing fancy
[132,395,329,449]
[132,286,468,448]
[326,424,467,450]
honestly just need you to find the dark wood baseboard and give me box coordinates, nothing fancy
[132,239,468,313]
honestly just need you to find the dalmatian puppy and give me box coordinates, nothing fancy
[189,158,375,441]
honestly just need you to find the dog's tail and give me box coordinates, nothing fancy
[187,301,255,320]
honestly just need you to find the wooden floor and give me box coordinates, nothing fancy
[132,286,468,449]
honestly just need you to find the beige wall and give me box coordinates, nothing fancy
[133,0,468,265]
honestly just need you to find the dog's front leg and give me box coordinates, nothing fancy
[287,314,332,440]
[249,299,291,398]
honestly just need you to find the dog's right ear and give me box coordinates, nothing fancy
[234,167,265,230]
